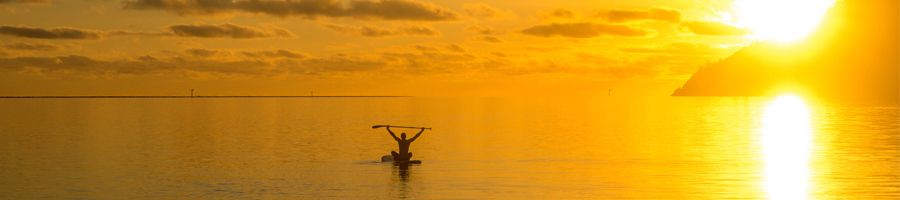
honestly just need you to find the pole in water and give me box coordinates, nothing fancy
[191,89,194,97]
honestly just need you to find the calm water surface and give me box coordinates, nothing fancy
[0,96,897,199]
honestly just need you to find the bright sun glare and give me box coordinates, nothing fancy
[734,0,836,42]
[761,95,813,200]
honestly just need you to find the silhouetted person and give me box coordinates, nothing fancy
[387,126,424,161]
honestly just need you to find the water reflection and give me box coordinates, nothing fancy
[394,163,412,181]
[761,95,813,200]
[392,163,413,199]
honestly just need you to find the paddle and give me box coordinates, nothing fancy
[372,125,432,130]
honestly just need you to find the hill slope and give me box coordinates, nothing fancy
[673,0,899,105]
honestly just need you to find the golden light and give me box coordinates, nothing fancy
[733,0,835,42]
[761,95,813,200]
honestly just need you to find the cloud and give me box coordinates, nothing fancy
[479,36,502,43]
[325,24,390,37]
[106,30,171,37]
[0,0,50,4]
[0,24,292,40]
[680,21,748,36]
[169,24,293,38]
[242,49,305,58]
[323,24,438,37]
[466,25,496,35]
[446,44,465,52]
[402,26,438,36]
[299,54,387,72]
[184,48,223,57]
[463,3,501,19]
[184,48,305,59]
[4,42,58,51]
[0,54,249,76]
[381,45,479,73]
[521,22,650,38]
[548,8,575,18]
[0,25,102,39]
[601,8,681,23]
[0,49,383,77]
[620,42,726,55]
[123,0,458,21]
[0,55,117,73]
[0,44,683,79]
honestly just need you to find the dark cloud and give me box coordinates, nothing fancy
[73,24,293,39]
[169,24,292,38]
[106,30,171,37]
[123,0,458,21]
[601,8,681,23]
[184,48,305,58]
[4,42,58,51]
[0,25,102,39]
[185,48,222,57]
[680,21,748,36]
[0,0,50,4]
[323,24,438,37]
[521,22,649,38]
[620,42,725,55]
[242,49,305,59]
[0,24,291,40]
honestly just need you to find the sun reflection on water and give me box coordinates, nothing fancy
[761,95,813,200]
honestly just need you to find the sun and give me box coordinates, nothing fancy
[733,0,836,43]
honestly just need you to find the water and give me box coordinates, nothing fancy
[0,96,897,199]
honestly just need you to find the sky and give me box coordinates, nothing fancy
[0,0,784,96]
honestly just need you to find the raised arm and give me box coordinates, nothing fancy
[387,127,400,141]
[408,128,425,142]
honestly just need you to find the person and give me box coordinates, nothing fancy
[387,126,425,161]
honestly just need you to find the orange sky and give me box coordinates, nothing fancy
[0,0,862,96]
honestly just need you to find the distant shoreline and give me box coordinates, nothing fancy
[0,96,409,99]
